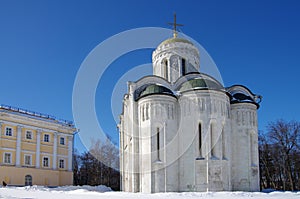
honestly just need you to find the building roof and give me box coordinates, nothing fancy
[135,84,175,100]
[226,85,262,108]
[0,104,75,128]
[178,78,223,92]
[158,37,193,47]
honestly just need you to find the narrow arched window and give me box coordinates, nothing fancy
[198,123,202,158]
[157,127,160,161]
[164,60,168,80]
[181,59,186,75]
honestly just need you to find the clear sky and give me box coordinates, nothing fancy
[1,0,300,153]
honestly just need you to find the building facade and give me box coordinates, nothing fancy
[0,105,76,186]
[119,34,262,193]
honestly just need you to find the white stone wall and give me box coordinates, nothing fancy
[177,90,231,192]
[230,103,259,191]
[138,95,178,193]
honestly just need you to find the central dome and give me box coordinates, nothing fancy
[152,36,200,84]
[158,37,193,47]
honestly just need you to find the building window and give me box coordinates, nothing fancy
[44,134,50,142]
[199,123,202,157]
[26,131,32,140]
[43,157,49,167]
[59,159,65,169]
[196,123,205,160]
[4,153,11,164]
[182,58,186,75]
[24,155,32,166]
[164,59,169,80]
[60,137,65,145]
[157,127,160,161]
[5,127,12,136]
[25,175,32,186]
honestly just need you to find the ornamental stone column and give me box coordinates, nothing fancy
[36,129,41,168]
[67,135,73,171]
[16,126,22,167]
[0,122,2,144]
[53,132,58,169]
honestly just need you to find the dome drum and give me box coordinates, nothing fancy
[152,37,200,83]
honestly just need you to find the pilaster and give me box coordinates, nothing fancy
[53,132,58,169]
[16,125,22,167]
[0,122,2,144]
[68,135,73,171]
[36,129,41,168]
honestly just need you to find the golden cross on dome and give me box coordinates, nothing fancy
[168,13,183,38]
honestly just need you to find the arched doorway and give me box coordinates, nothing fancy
[25,175,32,186]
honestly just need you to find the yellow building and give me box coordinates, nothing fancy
[0,105,76,186]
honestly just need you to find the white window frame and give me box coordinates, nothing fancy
[25,131,33,140]
[5,127,13,136]
[59,159,65,169]
[3,152,12,164]
[59,137,65,145]
[42,156,50,168]
[44,134,50,142]
[24,154,32,166]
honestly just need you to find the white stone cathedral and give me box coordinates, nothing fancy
[119,29,262,193]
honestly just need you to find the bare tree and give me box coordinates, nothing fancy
[89,138,120,189]
[260,119,300,191]
[74,138,120,190]
[73,149,81,185]
[259,131,275,189]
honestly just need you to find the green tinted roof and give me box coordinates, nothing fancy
[159,37,193,46]
[179,78,223,92]
[138,84,174,99]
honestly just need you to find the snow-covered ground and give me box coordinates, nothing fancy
[0,185,299,199]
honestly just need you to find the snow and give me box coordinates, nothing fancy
[0,186,299,199]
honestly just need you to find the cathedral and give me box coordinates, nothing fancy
[119,22,262,193]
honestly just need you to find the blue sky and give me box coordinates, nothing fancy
[1,0,300,153]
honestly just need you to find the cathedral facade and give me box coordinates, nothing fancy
[119,33,262,193]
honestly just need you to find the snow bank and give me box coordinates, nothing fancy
[21,185,112,192]
[0,186,299,199]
